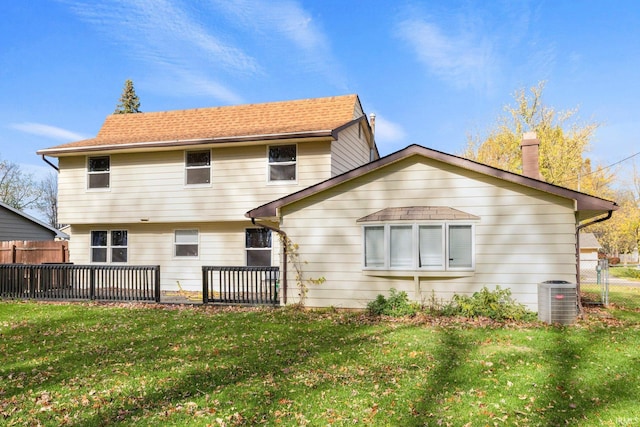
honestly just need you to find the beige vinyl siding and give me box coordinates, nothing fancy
[58,142,332,225]
[0,209,57,241]
[277,156,578,311]
[331,123,372,176]
[68,222,282,293]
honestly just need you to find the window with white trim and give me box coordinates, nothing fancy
[268,144,296,181]
[87,156,110,189]
[245,228,272,266]
[363,223,474,271]
[185,150,211,185]
[90,230,128,263]
[174,229,199,257]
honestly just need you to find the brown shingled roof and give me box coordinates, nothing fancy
[357,207,480,222]
[39,94,363,154]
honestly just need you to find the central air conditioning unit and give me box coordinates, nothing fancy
[538,280,577,325]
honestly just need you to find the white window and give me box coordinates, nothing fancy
[91,230,107,263]
[87,156,110,189]
[245,229,272,266]
[268,144,296,182]
[185,150,211,185]
[390,225,413,268]
[90,230,127,263]
[363,223,474,271]
[364,226,384,267]
[448,225,473,268]
[419,225,444,268]
[174,229,199,257]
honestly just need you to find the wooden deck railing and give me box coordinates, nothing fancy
[0,264,160,302]
[202,266,279,305]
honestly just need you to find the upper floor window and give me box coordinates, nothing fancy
[90,230,127,263]
[363,223,475,271]
[246,228,272,266]
[185,150,211,185]
[88,156,110,189]
[268,144,296,182]
[174,229,199,257]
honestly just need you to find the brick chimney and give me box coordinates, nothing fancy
[521,131,542,180]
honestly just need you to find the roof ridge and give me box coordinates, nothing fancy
[38,94,363,154]
[105,93,359,117]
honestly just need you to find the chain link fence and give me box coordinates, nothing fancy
[580,259,640,309]
[580,259,609,306]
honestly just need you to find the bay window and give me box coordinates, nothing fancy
[363,223,474,271]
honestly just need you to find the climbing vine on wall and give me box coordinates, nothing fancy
[279,234,325,306]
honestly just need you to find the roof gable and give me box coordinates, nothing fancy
[246,144,618,221]
[0,201,68,240]
[38,95,367,155]
[579,232,602,249]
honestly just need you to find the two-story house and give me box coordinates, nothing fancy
[37,95,377,293]
[39,95,617,311]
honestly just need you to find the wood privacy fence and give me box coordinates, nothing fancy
[0,241,69,264]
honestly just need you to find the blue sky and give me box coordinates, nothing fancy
[2,0,639,186]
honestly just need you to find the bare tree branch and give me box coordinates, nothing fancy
[0,159,44,211]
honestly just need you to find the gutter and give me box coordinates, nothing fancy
[575,210,614,314]
[37,130,337,156]
[40,155,59,172]
[251,218,288,305]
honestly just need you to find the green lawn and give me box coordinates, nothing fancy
[610,266,640,281]
[1,301,640,426]
[580,267,640,315]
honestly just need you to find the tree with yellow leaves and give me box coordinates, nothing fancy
[463,81,612,197]
[589,162,640,258]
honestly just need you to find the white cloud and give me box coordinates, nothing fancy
[61,0,348,100]
[208,0,346,89]
[373,114,406,143]
[62,0,254,103]
[395,17,497,92]
[211,0,326,52]
[167,70,245,105]
[9,122,88,141]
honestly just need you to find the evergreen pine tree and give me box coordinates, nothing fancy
[114,79,141,114]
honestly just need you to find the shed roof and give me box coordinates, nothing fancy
[579,232,602,249]
[38,94,369,155]
[357,206,480,222]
